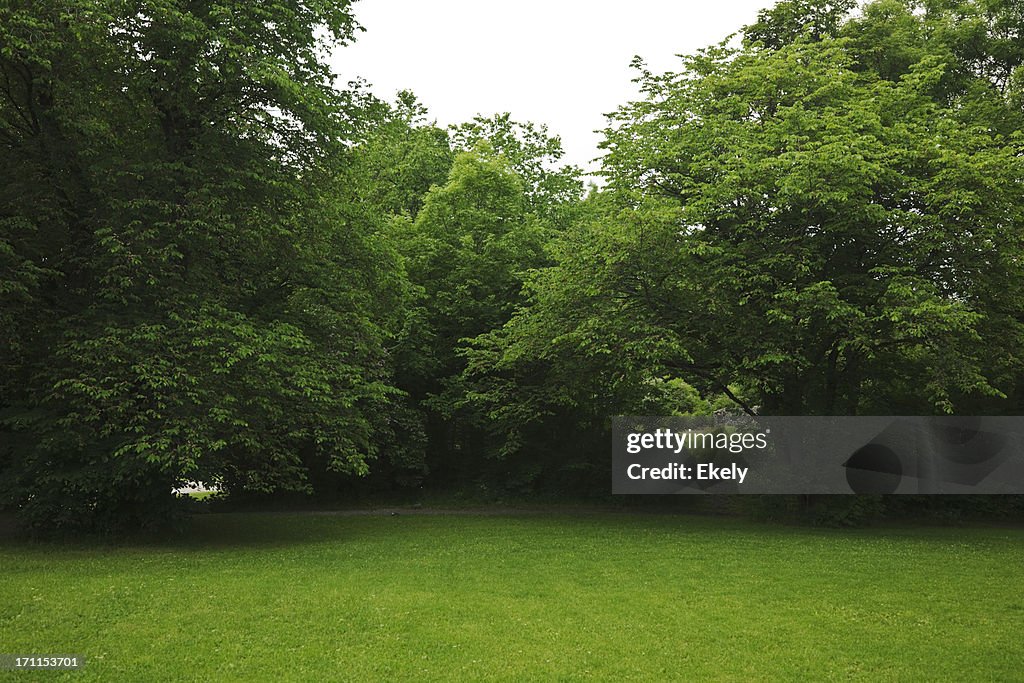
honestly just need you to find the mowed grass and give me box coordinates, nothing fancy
[2,513,1023,681]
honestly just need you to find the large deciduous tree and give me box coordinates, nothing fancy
[462,0,1024,484]
[598,37,1024,415]
[0,0,404,532]
[364,113,584,491]
[397,151,554,484]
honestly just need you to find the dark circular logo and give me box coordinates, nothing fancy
[845,443,902,494]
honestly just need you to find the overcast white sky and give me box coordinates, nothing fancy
[331,1,774,175]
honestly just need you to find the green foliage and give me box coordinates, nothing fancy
[4,0,1023,523]
[411,153,543,349]
[456,0,1024,490]
[396,152,556,478]
[353,109,585,491]
[806,495,888,526]
[597,18,1022,416]
[0,0,404,532]
[353,90,454,219]
[460,194,714,486]
[449,113,585,223]
[745,0,857,48]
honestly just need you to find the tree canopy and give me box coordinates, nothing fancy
[460,0,1024,486]
[0,0,403,531]
[2,0,1022,531]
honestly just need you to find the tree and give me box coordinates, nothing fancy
[392,152,552,482]
[354,90,454,220]
[372,113,583,490]
[449,113,584,226]
[745,0,857,49]
[598,36,1024,415]
[460,192,718,491]
[461,0,1024,483]
[0,0,405,532]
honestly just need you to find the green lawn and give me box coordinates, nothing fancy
[1,513,1022,681]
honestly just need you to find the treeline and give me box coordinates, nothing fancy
[2,0,1023,533]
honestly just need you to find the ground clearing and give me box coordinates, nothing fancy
[2,513,1022,681]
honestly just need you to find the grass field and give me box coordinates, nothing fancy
[2,512,1023,681]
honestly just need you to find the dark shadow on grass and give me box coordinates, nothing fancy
[0,512,363,552]
[3,507,1022,554]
